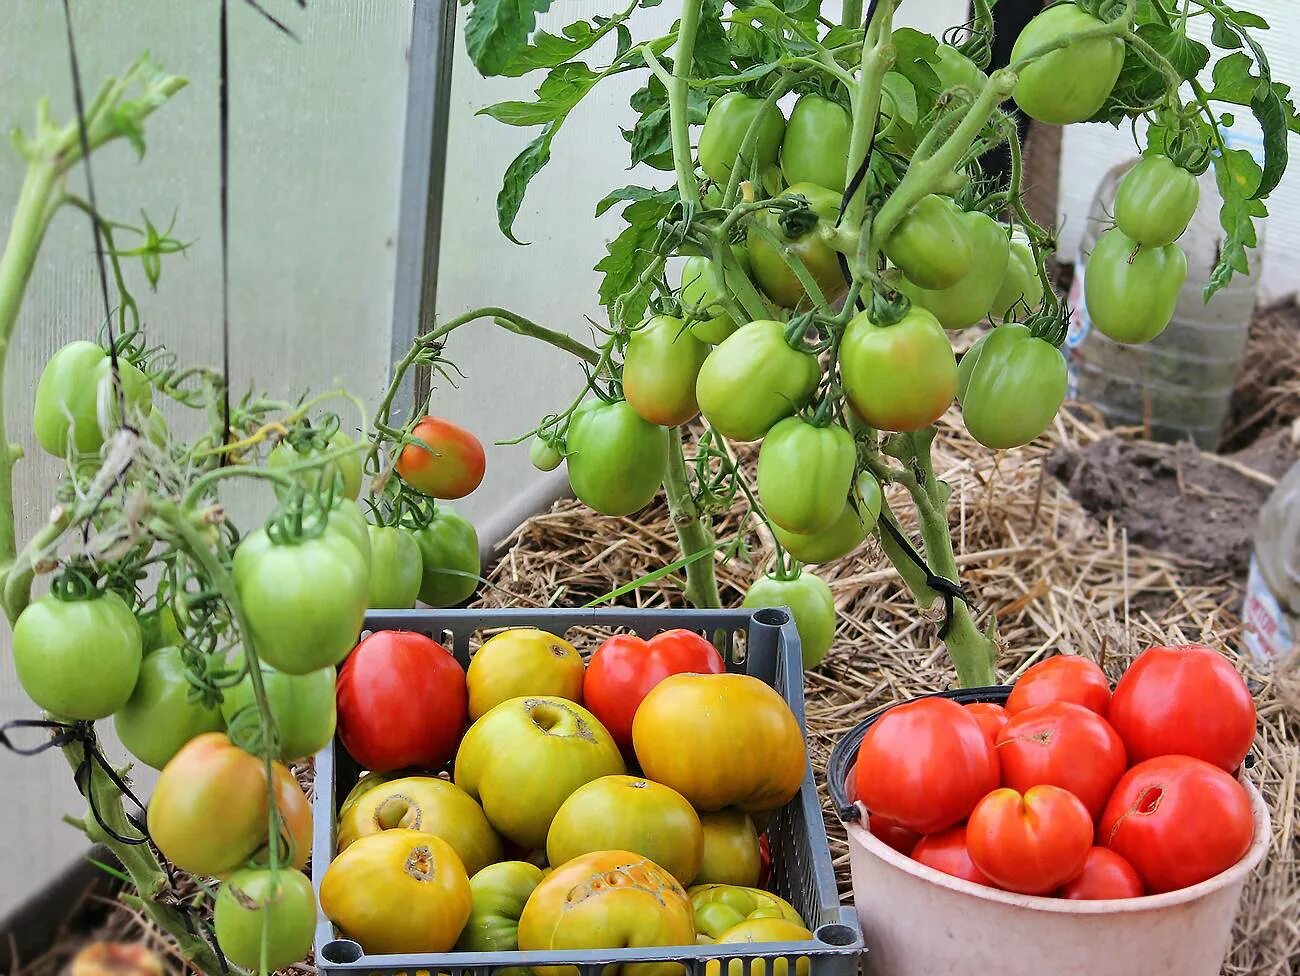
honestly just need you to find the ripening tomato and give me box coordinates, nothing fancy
[964,702,1008,750]
[898,210,1009,330]
[1056,848,1144,900]
[696,319,821,442]
[467,628,585,720]
[623,315,710,428]
[455,860,544,956]
[220,652,336,762]
[957,323,1067,450]
[840,305,958,432]
[696,810,763,886]
[853,697,998,834]
[911,826,993,887]
[565,399,669,516]
[868,813,921,857]
[689,884,804,942]
[705,918,814,976]
[995,702,1126,820]
[114,646,224,770]
[1107,644,1256,773]
[967,785,1093,895]
[412,506,481,607]
[1005,655,1110,716]
[396,416,486,500]
[213,868,316,972]
[583,629,725,752]
[335,630,468,772]
[747,183,848,309]
[1100,755,1254,894]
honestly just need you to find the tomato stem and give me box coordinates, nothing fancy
[663,427,721,609]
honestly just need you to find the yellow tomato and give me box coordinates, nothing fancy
[467,629,585,720]
[547,776,704,884]
[517,850,696,976]
[703,919,814,976]
[696,811,762,886]
[320,829,471,955]
[688,885,804,941]
[632,674,805,813]
[336,776,501,876]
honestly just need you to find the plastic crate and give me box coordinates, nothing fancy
[312,607,865,976]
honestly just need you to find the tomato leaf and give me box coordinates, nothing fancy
[1204,52,1299,197]
[1138,23,1210,80]
[464,0,556,77]
[1205,147,1268,300]
[495,127,556,246]
[595,185,676,218]
[596,193,679,328]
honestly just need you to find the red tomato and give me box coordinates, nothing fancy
[583,630,725,751]
[964,702,1008,749]
[1099,755,1254,894]
[1056,847,1144,900]
[911,826,993,887]
[967,785,1093,895]
[868,813,921,857]
[995,702,1126,820]
[1005,656,1110,716]
[336,631,467,771]
[853,697,999,834]
[1107,644,1255,773]
[395,416,486,500]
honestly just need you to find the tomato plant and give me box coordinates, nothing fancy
[840,305,958,432]
[623,314,710,427]
[742,569,837,668]
[781,96,851,192]
[1084,228,1187,345]
[1056,848,1144,900]
[967,785,1093,895]
[213,868,316,972]
[565,398,669,516]
[396,416,487,500]
[696,319,820,441]
[911,826,993,887]
[958,323,1068,450]
[1114,154,1200,247]
[1005,655,1110,717]
[467,627,585,720]
[1011,4,1125,124]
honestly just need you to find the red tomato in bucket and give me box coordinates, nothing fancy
[1005,655,1110,716]
[995,702,1126,820]
[966,785,1093,895]
[911,826,993,887]
[964,702,1008,749]
[1056,847,1144,900]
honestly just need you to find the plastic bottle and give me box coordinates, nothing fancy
[1243,458,1299,663]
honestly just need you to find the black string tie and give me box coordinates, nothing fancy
[878,517,973,638]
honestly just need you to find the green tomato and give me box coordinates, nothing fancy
[455,860,545,964]
[757,418,857,535]
[214,867,316,972]
[771,502,867,566]
[781,95,851,193]
[742,571,836,669]
[623,315,710,428]
[958,324,1068,450]
[220,651,337,761]
[932,44,985,93]
[680,256,747,345]
[565,399,668,517]
[233,527,369,675]
[13,590,142,720]
[33,341,152,457]
[1084,228,1187,345]
[747,182,847,309]
[840,306,958,432]
[698,92,785,184]
[1114,154,1201,247]
[144,405,169,448]
[269,429,363,501]
[529,436,564,472]
[114,646,224,770]
[898,210,1010,329]
[1011,3,1124,124]
[991,232,1044,318]
[696,320,821,442]
[137,604,183,654]
[883,195,973,290]
[413,506,481,607]
[366,524,422,609]
[326,498,372,568]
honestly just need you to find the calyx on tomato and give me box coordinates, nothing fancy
[1011,3,1124,125]
[840,303,958,432]
[1084,228,1187,345]
[696,320,820,441]
[958,322,1067,450]
[897,209,1009,330]
[747,183,848,309]
[565,398,668,516]
[757,417,856,535]
[698,92,785,183]
[268,422,363,501]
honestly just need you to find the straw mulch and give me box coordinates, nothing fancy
[477,409,1299,976]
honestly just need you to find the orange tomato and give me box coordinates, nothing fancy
[395,416,486,499]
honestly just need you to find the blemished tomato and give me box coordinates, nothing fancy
[468,628,585,721]
[747,183,848,309]
[565,399,669,516]
[898,210,1009,330]
[781,95,851,192]
[366,524,423,609]
[456,861,544,958]
[991,231,1044,318]
[695,810,763,886]
[868,813,921,857]
[213,868,316,972]
[883,195,972,290]
[911,826,993,887]
[964,702,1008,750]
[268,428,363,501]
[689,884,804,941]
[680,255,745,344]
[455,696,625,849]
[517,851,695,976]
[623,315,710,427]
[320,829,472,955]
[233,525,368,675]
[336,775,502,875]
[757,418,856,535]
[698,92,785,183]
[547,775,704,884]
[1108,644,1256,773]
[1011,3,1124,124]
[742,570,837,669]
[584,629,724,752]
[396,416,486,500]
[995,701,1127,820]
[840,305,958,432]
[114,646,224,770]
[1100,755,1254,893]
[1005,655,1111,717]
[33,340,152,457]
[1056,847,1144,900]
[13,590,142,720]
[412,506,480,607]
[1084,228,1187,345]
[634,673,806,814]
[1115,154,1201,247]
[696,320,821,442]
[967,785,1093,895]
[336,630,468,772]
[853,697,998,834]
[958,323,1067,450]
[221,653,336,762]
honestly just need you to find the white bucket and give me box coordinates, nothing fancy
[845,784,1270,976]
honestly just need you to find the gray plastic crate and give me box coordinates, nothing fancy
[312,607,865,976]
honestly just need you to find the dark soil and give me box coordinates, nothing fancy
[1222,297,1300,452]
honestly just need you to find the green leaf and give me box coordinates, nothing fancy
[596,195,678,327]
[595,185,676,218]
[1135,23,1210,80]
[1205,147,1267,299]
[1204,52,1300,196]
[692,0,735,79]
[1250,85,1289,198]
[478,100,566,126]
[465,0,556,77]
[495,125,557,245]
